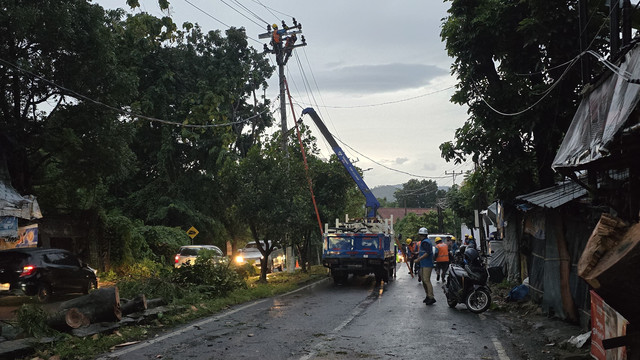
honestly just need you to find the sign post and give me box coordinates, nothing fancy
[186,226,199,245]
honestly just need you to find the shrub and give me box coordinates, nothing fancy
[171,252,246,297]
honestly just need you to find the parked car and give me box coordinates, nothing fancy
[174,245,226,268]
[0,247,98,302]
[234,241,285,273]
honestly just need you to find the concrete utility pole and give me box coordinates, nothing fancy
[259,19,307,153]
[260,20,306,271]
[444,170,466,185]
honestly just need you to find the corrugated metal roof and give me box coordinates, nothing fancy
[515,181,588,209]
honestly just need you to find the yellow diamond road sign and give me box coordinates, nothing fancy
[187,226,199,239]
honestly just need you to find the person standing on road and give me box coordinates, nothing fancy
[434,237,450,282]
[414,227,435,305]
[450,236,459,256]
[405,238,414,274]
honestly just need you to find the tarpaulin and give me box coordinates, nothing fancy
[0,180,42,220]
[553,44,640,170]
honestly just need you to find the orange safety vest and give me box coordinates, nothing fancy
[435,243,449,262]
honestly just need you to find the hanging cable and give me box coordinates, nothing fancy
[285,78,324,237]
[0,57,276,128]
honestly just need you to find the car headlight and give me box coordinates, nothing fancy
[235,255,244,264]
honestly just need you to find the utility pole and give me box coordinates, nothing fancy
[444,170,466,185]
[260,20,306,271]
[260,19,307,153]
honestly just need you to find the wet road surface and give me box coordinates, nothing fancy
[97,267,518,360]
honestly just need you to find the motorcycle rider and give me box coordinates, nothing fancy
[434,237,450,282]
[414,227,435,305]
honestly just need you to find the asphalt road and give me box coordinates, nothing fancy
[97,268,519,360]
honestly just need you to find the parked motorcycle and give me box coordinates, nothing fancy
[443,247,492,313]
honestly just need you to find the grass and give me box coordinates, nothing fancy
[22,266,329,360]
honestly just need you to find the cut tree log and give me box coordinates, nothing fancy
[46,307,88,331]
[121,294,147,316]
[146,298,167,309]
[57,287,121,323]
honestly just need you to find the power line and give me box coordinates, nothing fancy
[0,57,276,128]
[183,0,262,44]
[218,0,265,28]
[250,0,293,19]
[296,86,455,109]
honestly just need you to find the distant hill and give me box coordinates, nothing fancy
[371,184,402,201]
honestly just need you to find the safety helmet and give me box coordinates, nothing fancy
[468,235,474,240]
[464,247,480,266]
[272,24,278,29]
[405,238,412,245]
[451,236,456,240]
[418,227,428,235]
[464,234,469,238]
[435,237,442,242]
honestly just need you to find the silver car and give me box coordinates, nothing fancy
[174,245,226,268]
[234,241,285,272]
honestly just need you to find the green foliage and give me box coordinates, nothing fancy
[233,262,258,278]
[138,226,191,265]
[440,0,609,201]
[16,304,56,337]
[394,179,440,208]
[172,260,246,298]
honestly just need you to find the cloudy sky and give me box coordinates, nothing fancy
[98,0,473,187]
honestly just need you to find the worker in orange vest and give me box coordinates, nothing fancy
[434,237,450,282]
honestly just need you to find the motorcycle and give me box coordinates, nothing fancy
[443,247,492,313]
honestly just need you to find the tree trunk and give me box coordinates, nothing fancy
[47,307,88,331]
[121,294,147,316]
[57,287,121,323]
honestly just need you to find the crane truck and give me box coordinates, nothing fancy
[300,108,396,285]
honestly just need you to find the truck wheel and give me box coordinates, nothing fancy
[382,266,390,283]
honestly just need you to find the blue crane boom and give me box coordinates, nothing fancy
[301,107,380,218]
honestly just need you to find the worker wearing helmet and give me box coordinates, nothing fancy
[405,238,418,275]
[434,237,450,282]
[450,236,459,255]
[414,227,435,305]
[467,235,477,249]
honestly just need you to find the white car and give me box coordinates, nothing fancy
[235,241,285,273]
[174,245,226,268]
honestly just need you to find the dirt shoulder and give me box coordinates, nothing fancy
[490,285,591,360]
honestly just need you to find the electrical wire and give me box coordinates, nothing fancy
[183,0,262,44]
[218,0,265,28]
[296,86,455,109]
[251,0,293,19]
[0,57,277,128]
[230,0,270,26]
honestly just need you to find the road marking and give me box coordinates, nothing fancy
[492,337,510,360]
[479,314,510,360]
[97,278,330,359]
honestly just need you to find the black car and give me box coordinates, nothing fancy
[0,247,98,302]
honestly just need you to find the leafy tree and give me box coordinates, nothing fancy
[439,0,608,202]
[0,0,136,204]
[394,179,439,208]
